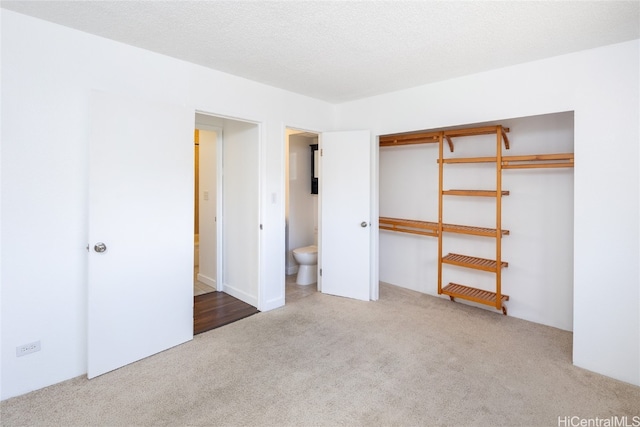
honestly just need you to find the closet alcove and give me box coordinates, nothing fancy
[378,112,574,321]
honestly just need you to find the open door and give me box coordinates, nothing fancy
[320,130,372,301]
[88,92,194,378]
[219,119,260,307]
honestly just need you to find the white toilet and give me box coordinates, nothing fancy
[292,245,318,285]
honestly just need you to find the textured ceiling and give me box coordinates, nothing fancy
[2,1,639,103]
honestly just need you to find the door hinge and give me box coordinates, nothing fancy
[260,224,263,230]
[319,268,322,277]
[320,149,323,156]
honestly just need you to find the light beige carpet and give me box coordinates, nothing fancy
[2,283,639,426]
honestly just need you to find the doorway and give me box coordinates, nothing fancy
[283,128,375,304]
[285,128,320,303]
[194,113,261,308]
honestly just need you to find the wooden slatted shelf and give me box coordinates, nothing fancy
[379,217,438,237]
[441,282,509,313]
[379,218,509,238]
[380,210,510,247]
[443,189,510,197]
[442,253,508,272]
[502,153,574,169]
[442,223,509,237]
[436,153,574,168]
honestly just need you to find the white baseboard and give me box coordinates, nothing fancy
[223,283,258,308]
[261,296,285,312]
[197,273,216,289]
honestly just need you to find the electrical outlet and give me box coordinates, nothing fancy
[16,341,41,357]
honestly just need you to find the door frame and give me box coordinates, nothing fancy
[284,127,322,295]
[282,124,379,303]
[370,132,380,301]
[196,110,264,309]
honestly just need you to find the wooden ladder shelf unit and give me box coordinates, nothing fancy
[438,126,510,315]
[378,124,574,316]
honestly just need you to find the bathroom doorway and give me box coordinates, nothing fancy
[285,128,320,303]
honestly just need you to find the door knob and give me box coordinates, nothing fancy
[94,242,107,253]
[361,221,368,228]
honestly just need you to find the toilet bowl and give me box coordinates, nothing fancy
[292,245,318,285]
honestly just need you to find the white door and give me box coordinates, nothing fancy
[88,92,194,378]
[220,120,260,307]
[320,130,372,301]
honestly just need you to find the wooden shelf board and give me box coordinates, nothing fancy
[443,126,509,138]
[443,189,510,197]
[439,156,497,164]
[442,253,508,272]
[503,162,574,169]
[379,225,438,237]
[379,217,438,230]
[442,223,509,237]
[379,217,438,237]
[502,153,573,162]
[381,125,511,150]
[378,218,509,238]
[379,131,441,147]
[442,282,509,307]
[502,153,574,169]
[442,126,510,151]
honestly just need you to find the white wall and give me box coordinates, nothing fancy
[287,134,318,274]
[0,10,335,400]
[196,129,217,288]
[337,40,640,386]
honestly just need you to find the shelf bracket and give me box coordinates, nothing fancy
[445,135,454,152]
[502,128,510,150]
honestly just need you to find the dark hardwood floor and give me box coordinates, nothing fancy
[194,292,259,335]
[193,275,317,335]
